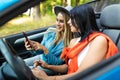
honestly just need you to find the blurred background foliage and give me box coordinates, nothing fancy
[0,0,91,37]
[1,0,118,37]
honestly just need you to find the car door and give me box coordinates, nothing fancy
[0,0,47,65]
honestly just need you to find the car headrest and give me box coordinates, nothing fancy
[100,4,120,29]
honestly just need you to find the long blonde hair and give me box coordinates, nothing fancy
[53,12,73,47]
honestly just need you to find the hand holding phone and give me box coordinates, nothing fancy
[23,32,33,49]
[23,32,29,41]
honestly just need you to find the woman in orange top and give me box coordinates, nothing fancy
[32,4,118,80]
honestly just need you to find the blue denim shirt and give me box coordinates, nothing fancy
[32,28,64,65]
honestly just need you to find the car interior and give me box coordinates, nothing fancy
[0,0,120,80]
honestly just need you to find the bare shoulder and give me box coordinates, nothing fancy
[91,35,107,46]
[93,35,107,43]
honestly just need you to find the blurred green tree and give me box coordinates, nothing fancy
[29,0,91,20]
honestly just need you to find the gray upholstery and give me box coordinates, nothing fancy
[100,4,120,50]
[103,30,119,44]
[100,4,120,28]
[117,39,120,51]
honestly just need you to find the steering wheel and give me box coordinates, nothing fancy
[0,38,35,80]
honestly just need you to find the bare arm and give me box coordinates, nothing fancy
[47,64,68,74]
[32,36,108,80]
[76,36,107,73]
[38,60,68,74]
[32,68,78,80]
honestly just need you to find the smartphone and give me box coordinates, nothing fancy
[22,32,32,48]
[23,32,29,41]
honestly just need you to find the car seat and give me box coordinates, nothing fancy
[100,4,120,51]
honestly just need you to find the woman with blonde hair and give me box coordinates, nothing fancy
[24,5,73,75]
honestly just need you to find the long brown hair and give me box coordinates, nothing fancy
[54,12,73,47]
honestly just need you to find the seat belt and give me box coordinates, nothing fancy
[116,33,120,45]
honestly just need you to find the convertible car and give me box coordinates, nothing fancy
[0,0,120,80]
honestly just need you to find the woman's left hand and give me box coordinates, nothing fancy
[32,68,48,80]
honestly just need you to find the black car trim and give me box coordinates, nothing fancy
[0,0,45,27]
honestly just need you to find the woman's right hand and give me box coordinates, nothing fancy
[24,39,48,52]
[24,39,39,50]
[24,39,33,50]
